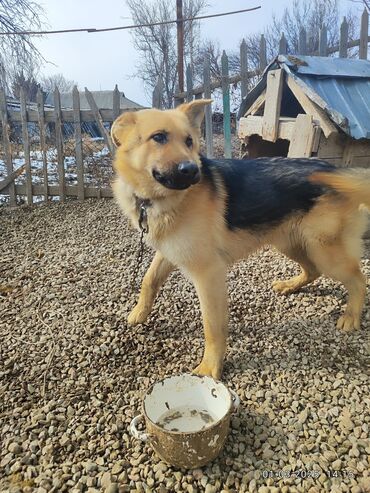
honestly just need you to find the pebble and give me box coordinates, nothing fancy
[0,200,369,493]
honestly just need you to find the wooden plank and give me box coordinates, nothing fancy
[0,183,114,199]
[54,87,65,202]
[221,51,232,159]
[319,25,328,56]
[238,115,296,141]
[286,75,338,138]
[259,34,267,71]
[7,108,131,123]
[279,33,287,54]
[0,89,15,205]
[73,86,84,201]
[113,84,120,120]
[339,17,348,58]
[36,89,48,202]
[20,88,32,205]
[288,114,315,158]
[262,69,284,142]
[203,56,213,158]
[245,89,266,116]
[186,64,193,102]
[240,38,248,101]
[85,87,114,155]
[359,8,369,59]
[298,28,307,55]
[0,165,25,192]
[311,125,322,153]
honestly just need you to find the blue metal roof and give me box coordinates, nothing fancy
[279,55,370,139]
[239,55,370,140]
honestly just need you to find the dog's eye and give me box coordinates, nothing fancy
[185,136,193,148]
[152,133,168,144]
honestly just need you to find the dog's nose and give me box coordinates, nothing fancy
[178,161,199,179]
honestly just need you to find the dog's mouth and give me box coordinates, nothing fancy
[152,162,200,190]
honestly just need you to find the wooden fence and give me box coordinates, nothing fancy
[152,9,370,159]
[1,10,370,206]
[0,86,122,206]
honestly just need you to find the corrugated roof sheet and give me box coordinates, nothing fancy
[239,55,370,140]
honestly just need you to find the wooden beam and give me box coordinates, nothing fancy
[288,114,315,158]
[0,183,114,199]
[238,115,296,142]
[0,89,15,205]
[286,75,338,138]
[54,87,65,202]
[20,88,32,205]
[85,87,114,155]
[0,165,25,192]
[262,69,284,142]
[73,86,84,201]
[244,89,266,116]
[36,88,48,201]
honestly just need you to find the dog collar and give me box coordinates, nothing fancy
[134,195,152,233]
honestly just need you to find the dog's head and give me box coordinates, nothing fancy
[111,100,212,197]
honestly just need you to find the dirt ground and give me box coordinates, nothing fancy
[1,199,369,493]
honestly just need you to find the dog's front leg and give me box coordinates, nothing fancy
[189,263,228,379]
[128,251,174,325]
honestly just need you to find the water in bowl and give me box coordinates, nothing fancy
[156,405,217,433]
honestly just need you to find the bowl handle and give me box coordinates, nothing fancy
[230,389,240,412]
[129,414,150,442]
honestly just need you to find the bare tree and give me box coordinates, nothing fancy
[126,0,207,108]
[0,0,45,92]
[11,70,41,101]
[40,73,77,93]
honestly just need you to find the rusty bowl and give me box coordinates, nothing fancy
[129,374,240,469]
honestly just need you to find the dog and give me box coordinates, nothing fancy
[111,99,370,379]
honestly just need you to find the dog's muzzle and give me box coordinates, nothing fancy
[152,161,200,190]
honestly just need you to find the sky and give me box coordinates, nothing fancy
[34,0,363,106]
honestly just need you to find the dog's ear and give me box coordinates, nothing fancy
[111,112,137,147]
[178,99,212,131]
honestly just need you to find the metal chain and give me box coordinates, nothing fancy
[130,203,149,292]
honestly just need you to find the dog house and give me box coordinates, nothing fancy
[238,55,370,167]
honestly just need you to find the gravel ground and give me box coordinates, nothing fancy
[1,199,370,493]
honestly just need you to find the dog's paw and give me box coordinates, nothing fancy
[272,279,296,295]
[192,360,222,380]
[127,304,150,325]
[336,313,361,332]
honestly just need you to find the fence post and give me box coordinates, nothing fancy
[279,33,288,54]
[203,56,213,158]
[339,17,349,58]
[298,28,307,55]
[359,8,369,59]
[113,84,120,120]
[221,51,232,159]
[0,89,15,205]
[54,86,65,202]
[20,87,32,205]
[73,86,84,201]
[186,64,193,102]
[240,38,248,101]
[36,88,48,202]
[152,76,163,109]
[259,34,267,72]
[319,25,328,56]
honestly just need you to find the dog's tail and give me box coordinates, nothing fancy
[310,169,370,209]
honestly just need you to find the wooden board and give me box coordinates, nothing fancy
[85,88,114,155]
[238,115,296,142]
[54,87,65,202]
[262,69,284,142]
[288,114,315,157]
[0,184,114,199]
[245,89,266,116]
[20,88,32,205]
[73,86,84,201]
[37,89,48,201]
[0,89,15,205]
[286,75,337,138]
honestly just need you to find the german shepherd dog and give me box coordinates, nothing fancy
[112,100,370,379]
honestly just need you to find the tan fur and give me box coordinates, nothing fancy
[112,101,369,379]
